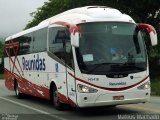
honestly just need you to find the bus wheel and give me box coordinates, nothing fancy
[14,81,23,99]
[52,86,63,110]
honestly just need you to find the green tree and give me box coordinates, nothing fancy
[0,40,4,73]
[25,0,160,29]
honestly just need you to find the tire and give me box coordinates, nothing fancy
[52,86,63,110]
[14,81,23,99]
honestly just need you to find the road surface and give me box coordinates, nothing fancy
[0,80,160,120]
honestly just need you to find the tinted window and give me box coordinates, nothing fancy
[5,28,47,56]
[49,26,74,69]
[49,27,70,53]
[5,39,19,56]
[76,22,147,74]
[19,33,33,55]
[33,28,47,52]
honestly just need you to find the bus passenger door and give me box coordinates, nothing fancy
[61,27,77,106]
[65,46,77,107]
[48,25,76,105]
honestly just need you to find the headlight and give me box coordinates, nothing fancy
[137,81,150,90]
[77,84,98,93]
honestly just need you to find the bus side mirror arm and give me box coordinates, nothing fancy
[137,23,158,46]
[71,32,79,47]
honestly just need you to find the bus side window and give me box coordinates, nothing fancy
[49,27,74,69]
[54,30,69,61]
[55,30,67,43]
[33,28,47,53]
[19,34,33,55]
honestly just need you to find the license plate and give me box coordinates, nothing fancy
[113,95,124,100]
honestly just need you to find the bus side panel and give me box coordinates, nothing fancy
[4,57,14,90]
[4,68,14,90]
[66,68,77,107]
[19,75,50,100]
[4,66,51,100]
[17,53,51,99]
[4,53,51,100]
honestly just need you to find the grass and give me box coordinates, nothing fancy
[150,67,160,96]
[0,73,4,79]
[151,76,160,96]
[151,81,160,96]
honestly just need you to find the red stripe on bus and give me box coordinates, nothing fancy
[52,21,80,34]
[68,72,149,91]
[58,92,77,107]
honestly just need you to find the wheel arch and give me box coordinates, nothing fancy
[14,78,17,90]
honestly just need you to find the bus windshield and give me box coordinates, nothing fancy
[75,22,147,75]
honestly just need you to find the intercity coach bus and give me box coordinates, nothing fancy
[4,6,158,110]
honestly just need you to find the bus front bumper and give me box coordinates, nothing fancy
[77,91,150,107]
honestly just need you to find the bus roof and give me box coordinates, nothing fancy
[5,6,135,41]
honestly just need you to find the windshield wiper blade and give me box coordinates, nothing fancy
[129,65,145,71]
[122,63,145,71]
[110,62,145,71]
[86,63,110,74]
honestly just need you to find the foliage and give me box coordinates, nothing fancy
[151,80,160,96]
[25,0,160,29]
[0,74,4,79]
[0,40,4,73]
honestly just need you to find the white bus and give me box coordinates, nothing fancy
[4,6,158,110]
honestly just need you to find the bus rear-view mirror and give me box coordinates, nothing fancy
[138,23,158,46]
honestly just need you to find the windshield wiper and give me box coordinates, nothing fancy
[122,62,146,71]
[110,62,146,71]
[86,63,110,74]
[86,62,145,74]
[126,65,145,71]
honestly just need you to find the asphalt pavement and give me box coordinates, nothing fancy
[0,80,160,120]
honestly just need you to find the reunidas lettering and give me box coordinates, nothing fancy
[22,54,46,71]
[109,82,126,86]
